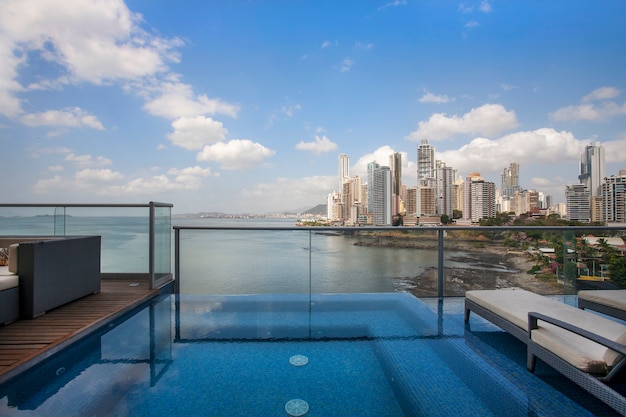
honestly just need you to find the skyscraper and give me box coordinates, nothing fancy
[463,173,495,223]
[579,143,605,197]
[390,152,402,216]
[339,153,350,187]
[436,160,456,217]
[602,170,626,223]
[417,139,435,186]
[367,162,392,226]
[501,162,521,198]
[565,184,591,222]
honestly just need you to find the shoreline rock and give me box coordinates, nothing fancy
[350,235,563,296]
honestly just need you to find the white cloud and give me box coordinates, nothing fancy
[436,128,584,175]
[241,175,336,211]
[75,168,124,182]
[582,86,620,102]
[20,107,104,129]
[418,91,452,104]
[407,103,519,141]
[166,166,218,188]
[143,81,239,120]
[355,42,375,51]
[479,1,493,13]
[465,20,480,29]
[550,102,626,122]
[167,116,227,150]
[281,104,302,118]
[0,0,182,119]
[458,3,473,13]
[65,153,112,167]
[321,40,337,49]
[378,0,407,11]
[34,164,215,196]
[604,136,626,163]
[340,58,354,73]
[295,135,338,154]
[551,86,626,122]
[197,139,276,170]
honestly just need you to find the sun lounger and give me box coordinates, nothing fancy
[578,289,626,321]
[465,288,626,415]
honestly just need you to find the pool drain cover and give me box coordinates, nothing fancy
[285,399,309,416]
[289,355,308,367]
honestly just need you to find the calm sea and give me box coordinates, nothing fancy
[0,216,470,295]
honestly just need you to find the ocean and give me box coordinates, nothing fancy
[0,215,470,295]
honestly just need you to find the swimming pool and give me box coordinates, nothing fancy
[0,293,618,416]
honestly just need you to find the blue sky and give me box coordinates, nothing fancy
[1,0,625,214]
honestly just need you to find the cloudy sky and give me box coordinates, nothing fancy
[1,0,625,214]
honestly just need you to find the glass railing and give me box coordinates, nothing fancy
[173,224,626,297]
[0,202,173,289]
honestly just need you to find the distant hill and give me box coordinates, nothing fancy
[302,204,327,216]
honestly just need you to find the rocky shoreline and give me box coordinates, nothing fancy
[352,235,563,297]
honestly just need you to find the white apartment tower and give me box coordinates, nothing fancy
[565,184,591,222]
[436,160,456,217]
[372,166,392,225]
[463,173,496,223]
[339,153,350,187]
[417,139,435,186]
[579,143,605,197]
[602,170,626,223]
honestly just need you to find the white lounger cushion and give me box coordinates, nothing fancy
[578,290,626,312]
[0,266,18,291]
[467,288,626,375]
[8,243,18,274]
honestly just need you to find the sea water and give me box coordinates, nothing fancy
[0,215,462,295]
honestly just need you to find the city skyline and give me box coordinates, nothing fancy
[1,1,625,214]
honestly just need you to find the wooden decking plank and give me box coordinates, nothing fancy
[0,280,160,383]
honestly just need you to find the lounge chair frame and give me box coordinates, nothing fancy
[578,297,626,322]
[464,297,528,342]
[527,311,626,415]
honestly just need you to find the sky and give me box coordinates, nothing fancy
[1,0,625,214]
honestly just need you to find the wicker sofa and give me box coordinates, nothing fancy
[0,236,101,323]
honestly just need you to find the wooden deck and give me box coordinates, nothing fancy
[0,280,160,384]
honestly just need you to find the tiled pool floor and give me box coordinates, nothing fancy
[0,293,622,416]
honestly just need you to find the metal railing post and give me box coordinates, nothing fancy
[174,227,180,295]
[438,228,444,298]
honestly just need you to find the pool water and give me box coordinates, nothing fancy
[0,293,619,416]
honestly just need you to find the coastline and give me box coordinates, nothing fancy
[352,235,563,296]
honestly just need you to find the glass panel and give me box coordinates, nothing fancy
[0,206,58,235]
[53,206,66,236]
[177,228,310,295]
[153,205,172,280]
[310,228,439,295]
[64,207,150,273]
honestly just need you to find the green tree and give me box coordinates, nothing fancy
[608,256,626,288]
[440,214,451,225]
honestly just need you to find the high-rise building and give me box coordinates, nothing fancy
[372,166,392,225]
[463,173,495,223]
[565,184,590,222]
[390,152,402,216]
[367,161,380,214]
[436,160,456,217]
[406,186,417,216]
[579,143,605,197]
[417,139,435,185]
[602,170,626,224]
[501,162,521,198]
[339,153,350,187]
[419,186,437,217]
